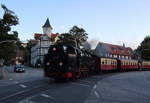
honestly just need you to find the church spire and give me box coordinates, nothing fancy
[42,18,52,29]
[42,18,53,36]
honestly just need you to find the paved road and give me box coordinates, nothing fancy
[1,69,150,103]
[85,71,150,103]
[0,66,43,86]
[0,66,111,103]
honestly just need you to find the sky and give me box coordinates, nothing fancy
[0,0,150,49]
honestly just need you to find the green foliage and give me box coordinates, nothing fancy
[0,42,16,61]
[56,33,75,46]
[69,26,88,48]
[0,4,19,63]
[56,26,88,48]
[137,36,150,60]
[0,4,18,35]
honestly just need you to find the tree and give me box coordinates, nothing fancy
[0,4,18,36]
[0,4,19,63]
[69,26,88,48]
[137,36,150,60]
[56,33,75,46]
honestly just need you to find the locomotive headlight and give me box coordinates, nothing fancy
[59,62,63,66]
[53,47,56,51]
[46,62,50,66]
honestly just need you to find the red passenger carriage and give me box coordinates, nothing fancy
[119,59,138,70]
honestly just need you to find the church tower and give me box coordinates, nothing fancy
[42,18,53,37]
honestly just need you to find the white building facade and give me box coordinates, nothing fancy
[31,18,57,66]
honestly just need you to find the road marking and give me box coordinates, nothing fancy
[94,91,100,98]
[9,78,13,80]
[19,84,27,88]
[72,83,90,87]
[93,85,97,89]
[41,94,50,98]
[41,94,53,99]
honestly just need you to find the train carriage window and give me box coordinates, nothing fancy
[114,61,116,65]
[107,60,109,65]
[101,59,105,65]
[108,60,110,65]
[121,62,123,65]
[102,61,104,64]
[109,60,111,65]
[105,60,107,64]
[113,60,115,65]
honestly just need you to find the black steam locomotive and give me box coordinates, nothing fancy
[43,44,95,80]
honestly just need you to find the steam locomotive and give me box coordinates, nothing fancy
[43,44,150,81]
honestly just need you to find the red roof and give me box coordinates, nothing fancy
[34,33,42,40]
[100,42,133,56]
[50,33,58,41]
[51,33,58,39]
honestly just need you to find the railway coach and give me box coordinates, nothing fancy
[95,57,118,72]
[142,61,150,70]
[119,59,139,70]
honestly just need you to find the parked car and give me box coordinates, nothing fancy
[14,64,25,72]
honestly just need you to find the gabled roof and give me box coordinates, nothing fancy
[42,18,53,29]
[99,42,133,56]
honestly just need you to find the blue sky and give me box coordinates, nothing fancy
[1,0,150,49]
